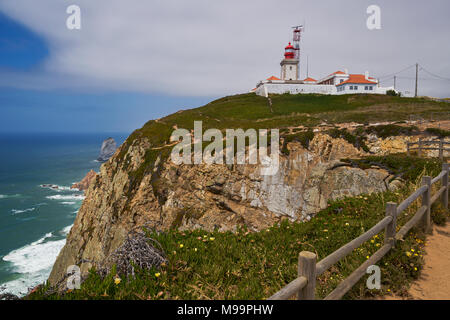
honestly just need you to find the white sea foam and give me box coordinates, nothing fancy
[61,201,76,205]
[46,194,85,201]
[61,224,73,236]
[11,208,36,215]
[0,233,66,297]
[0,194,22,200]
[40,184,77,192]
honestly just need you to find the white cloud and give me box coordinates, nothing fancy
[0,0,449,97]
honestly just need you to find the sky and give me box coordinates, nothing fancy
[0,0,449,133]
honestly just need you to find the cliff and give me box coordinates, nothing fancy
[48,93,449,286]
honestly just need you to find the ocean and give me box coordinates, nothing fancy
[0,132,128,297]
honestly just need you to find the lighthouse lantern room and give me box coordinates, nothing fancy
[280,42,299,81]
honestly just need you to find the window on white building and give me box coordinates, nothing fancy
[355,86,358,90]
[369,86,373,90]
[350,86,353,90]
[365,86,368,90]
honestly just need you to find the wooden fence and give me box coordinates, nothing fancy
[407,138,450,160]
[268,163,449,300]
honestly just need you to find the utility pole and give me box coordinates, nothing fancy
[306,55,309,78]
[415,63,418,97]
[393,76,396,90]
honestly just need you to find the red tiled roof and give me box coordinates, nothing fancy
[325,70,346,78]
[303,77,317,82]
[336,74,377,86]
[267,76,281,81]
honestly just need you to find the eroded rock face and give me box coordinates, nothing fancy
[48,133,401,285]
[71,170,97,191]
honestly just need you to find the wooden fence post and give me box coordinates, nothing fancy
[297,251,317,300]
[418,138,423,157]
[406,143,410,156]
[439,139,444,161]
[385,202,397,247]
[443,163,449,210]
[421,176,432,233]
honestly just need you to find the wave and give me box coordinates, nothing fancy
[46,194,85,201]
[11,208,36,215]
[40,184,78,192]
[0,194,22,200]
[0,232,66,297]
[61,224,73,236]
[61,202,76,205]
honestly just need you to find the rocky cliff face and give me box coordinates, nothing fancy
[71,170,97,192]
[48,132,408,285]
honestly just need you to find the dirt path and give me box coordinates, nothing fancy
[406,223,450,300]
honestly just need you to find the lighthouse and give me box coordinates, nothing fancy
[280,42,299,81]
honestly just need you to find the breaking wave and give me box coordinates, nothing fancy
[0,232,66,297]
[46,194,85,201]
[11,208,36,215]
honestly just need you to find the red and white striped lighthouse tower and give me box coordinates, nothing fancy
[280,42,299,80]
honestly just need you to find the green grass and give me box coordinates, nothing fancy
[326,128,370,152]
[357,124,420,139]
[341,154,442,182]
[425,127,450,138]
[27,156,447,300]
[281,129,315,155]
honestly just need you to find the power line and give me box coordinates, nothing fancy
[419,65,450,81]
[375,64,417,80]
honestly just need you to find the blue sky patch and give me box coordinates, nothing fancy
[0,12,49,70]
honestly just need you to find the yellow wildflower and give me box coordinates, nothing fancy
[210,237,215,241]
[155,273,161,278]
[194,248,198,252]
[179,244,184,248]
[114,277,121,285]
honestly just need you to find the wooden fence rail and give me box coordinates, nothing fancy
[268,163,450,300]
[407,138,450,160]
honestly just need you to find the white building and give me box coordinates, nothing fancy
[254,42,395,97]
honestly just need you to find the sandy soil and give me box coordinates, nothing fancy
[385,222,450,300]
[407,223,450,300]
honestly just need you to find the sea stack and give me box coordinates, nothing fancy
[97,137,117,162]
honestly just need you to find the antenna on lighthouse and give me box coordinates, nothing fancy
[291,25,304,61]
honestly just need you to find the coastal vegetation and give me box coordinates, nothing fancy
[27,155,449,300]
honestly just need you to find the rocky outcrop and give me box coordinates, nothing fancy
[366,134,449,157]
[48,132,406,286]
[71,170,97,191]
[97,138,117,162]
